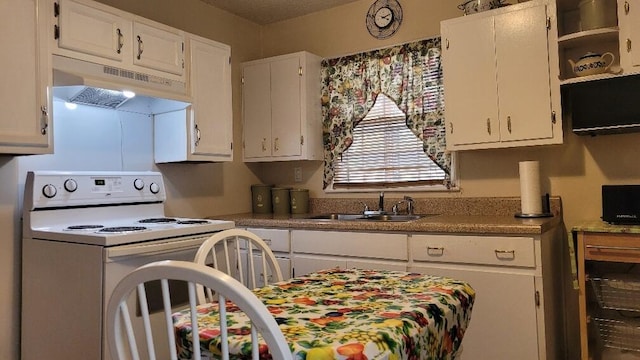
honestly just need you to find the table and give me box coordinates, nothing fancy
[173,268,476,360]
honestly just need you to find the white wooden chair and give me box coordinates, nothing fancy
[194,228,283,303]
[106,260,292,360]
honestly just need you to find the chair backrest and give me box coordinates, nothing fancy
[106,260,292,360]
[194,228,283,303]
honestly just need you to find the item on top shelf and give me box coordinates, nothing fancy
[251,184,274,214]
[579,0,617,31]
[568,52,615,77]
[457,0,506,15]
[271,187,291,215]
[289,189,309,214]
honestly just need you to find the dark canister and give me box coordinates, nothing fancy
[290,189,309,214]
[271,187,291,214]
[251,184,273,213]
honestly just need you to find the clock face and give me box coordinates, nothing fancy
[366,0,403,39]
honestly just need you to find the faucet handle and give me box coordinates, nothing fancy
[403,196,415,215]
[359,201,370,213]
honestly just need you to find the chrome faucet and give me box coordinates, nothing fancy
[392,196,415,215]
[378,192,385,213]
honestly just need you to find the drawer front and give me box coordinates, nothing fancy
[291,230,408,261]
[245,228,290,252]
[410,234,536,268]
[582,233,640,263]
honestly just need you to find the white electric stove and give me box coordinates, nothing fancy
[21,170,235,360]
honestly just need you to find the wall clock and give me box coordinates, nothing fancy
[366,0,403,40]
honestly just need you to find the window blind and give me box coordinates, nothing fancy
[333,94,446,188]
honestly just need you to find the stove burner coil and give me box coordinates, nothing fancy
[177,220,210,225]
[98,226,147,233]
[138,218,177,224]
[65,225,105,230]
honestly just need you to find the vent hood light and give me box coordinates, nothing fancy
[122,90,136,99]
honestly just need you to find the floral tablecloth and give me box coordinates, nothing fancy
[173,268,475,360]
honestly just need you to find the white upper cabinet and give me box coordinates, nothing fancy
[242,51,323,162]
[131,20,184,76]
[0,0,52,154]
[442,0,563,151]
[620,0,640,70]
[54,0,185,80]
[154,35,232,163]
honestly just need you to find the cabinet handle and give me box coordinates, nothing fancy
[486,118,491,134]
[426,246,444,256]
[494,249,515,259]
[625,1,630,14]
[116,28,124,54]
[40,106,49,135]
[507,116,512,133]
[446,39,449,49]
[449,122,454,134]
[586,245,640,251]
[194,124,201,146]
[136,35,144,60]
[628,38,632,53]
[274,137,279,152]
[261,138,267,151]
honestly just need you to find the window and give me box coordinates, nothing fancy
[321,37,452,191]
[333,94,446,189]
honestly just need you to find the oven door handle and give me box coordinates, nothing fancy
[105,236,210,261]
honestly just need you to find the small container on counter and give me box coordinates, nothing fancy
[251,184,273,214]
[271,187,291,214]
[290,189,309,214]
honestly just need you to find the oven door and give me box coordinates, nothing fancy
[103,233,232,360]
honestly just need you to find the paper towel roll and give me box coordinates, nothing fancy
[519,161,542,215]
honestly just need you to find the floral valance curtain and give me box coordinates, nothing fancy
[321,37,450,189]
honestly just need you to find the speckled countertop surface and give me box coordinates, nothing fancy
[572,220,640,234]
[211,197,563,235]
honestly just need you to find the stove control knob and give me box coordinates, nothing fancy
[133,178,145,191]
[64,179,77,192]
[42,184,57,198]
[149,182,160,194]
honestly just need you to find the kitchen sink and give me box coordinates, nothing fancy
[304,213,426,222]
[306,213,366,221]
[362,214,423,222]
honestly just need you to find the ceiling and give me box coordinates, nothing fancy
[199,0,361,25]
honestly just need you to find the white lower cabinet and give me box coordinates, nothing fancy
[290,230,408,277]
[245,228,292,282]
[409,233,566,360]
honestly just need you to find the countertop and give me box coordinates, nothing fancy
[572,220,640,234]
[213,212,562,235]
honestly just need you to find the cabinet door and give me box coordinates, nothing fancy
[620,0,640,69]
[271,56,302,157]
[57,0,127,62]
[0,0,51,154]
[292,254,346,277]
[189,37,232,160]
[132,21,184,76]
[442,16,500,147]
[245,253,291,288]
[496,4,553,142]
[410,264,539,360]
[242,62,272,159]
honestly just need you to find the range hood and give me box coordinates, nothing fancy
[52,55,189,114]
